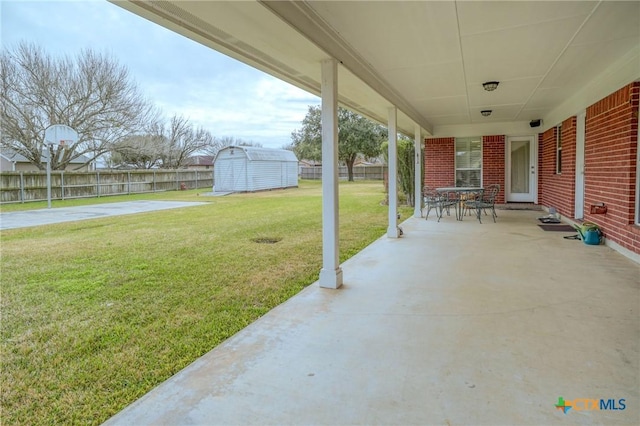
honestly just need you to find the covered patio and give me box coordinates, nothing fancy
[102,1,639,423]
[109,0,640,271]
[105,210,639,425]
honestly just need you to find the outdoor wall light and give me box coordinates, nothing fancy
[481,110,492,117]
[482,81,500,91]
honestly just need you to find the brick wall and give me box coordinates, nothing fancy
[422,83,639,256]
[539,117,577,218]
[424,136,506,202]
[424,137,455,189]
[482,135,506,204]
[583,82,639,253]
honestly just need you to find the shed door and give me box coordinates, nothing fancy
[217,158,246,191]
[231,158,246,191]
[216,159,232,191]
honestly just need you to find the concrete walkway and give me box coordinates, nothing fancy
[105,210,639,425]
[0,201,207,230]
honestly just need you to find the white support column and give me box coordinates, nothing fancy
[319,58,343,289]
[387,107,399,238]
[414,124,422,218]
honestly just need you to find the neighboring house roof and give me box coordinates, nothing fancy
[186,155,214,166]
[354,157,384,166]
[299,159,321,167]
[1,149,32,163]
[0,148,91,164]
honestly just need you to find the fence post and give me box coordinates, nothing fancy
[127,171,131,194]
[61,171,65,200]
[97,171,101,197]
[19,171,25,203]
[153,171,156,192]
[176,169,179,190]
[195,170,198,188]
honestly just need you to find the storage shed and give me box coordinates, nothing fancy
[213,146,298,192]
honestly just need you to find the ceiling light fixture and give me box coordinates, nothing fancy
[481,110,492,117]
[482,81,500,91]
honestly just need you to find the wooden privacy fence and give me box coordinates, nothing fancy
[299,165,386,180]
[0,170,213,204]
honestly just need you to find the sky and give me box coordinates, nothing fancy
[1,0,321,149]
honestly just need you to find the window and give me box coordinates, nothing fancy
[455,137,481,187]
[556,125,562,174]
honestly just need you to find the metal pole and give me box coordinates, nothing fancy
[19,171,25,203]
[46,143,52,208]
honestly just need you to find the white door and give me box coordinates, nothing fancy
[574,111,586,219]
[506,136,537,202]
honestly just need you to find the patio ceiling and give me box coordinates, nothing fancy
[112,1,639,138]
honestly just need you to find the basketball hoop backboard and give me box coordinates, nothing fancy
[44,124,78,147]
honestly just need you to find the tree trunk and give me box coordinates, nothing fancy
[346,157,355,182]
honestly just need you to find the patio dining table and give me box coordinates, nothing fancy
[436,187,484,221]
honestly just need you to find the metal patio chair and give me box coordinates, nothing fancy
[435,188,459,222]
[422,187,441,220]
[464,184,500,223]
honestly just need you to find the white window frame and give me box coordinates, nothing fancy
[635,108,640,225]
[455,137,482,187]
[556,124,563,174]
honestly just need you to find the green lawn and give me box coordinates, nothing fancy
[1,180,412,425]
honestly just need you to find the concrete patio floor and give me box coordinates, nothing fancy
[105,210,639,426]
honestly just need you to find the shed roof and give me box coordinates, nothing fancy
[220,146,298,162]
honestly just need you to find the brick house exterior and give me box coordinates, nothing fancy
[482,135,506,205]
[424,135,506,204]
[424,82,640,258]
[583,83,639,254]
[424,137,455,189]
[539,117,577,217]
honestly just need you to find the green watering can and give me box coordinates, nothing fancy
[574,222,602,245]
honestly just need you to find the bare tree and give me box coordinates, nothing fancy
[110,134,166,169]
[0,42,155,170]
[155,115,214,169]
[110,115,215,169]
